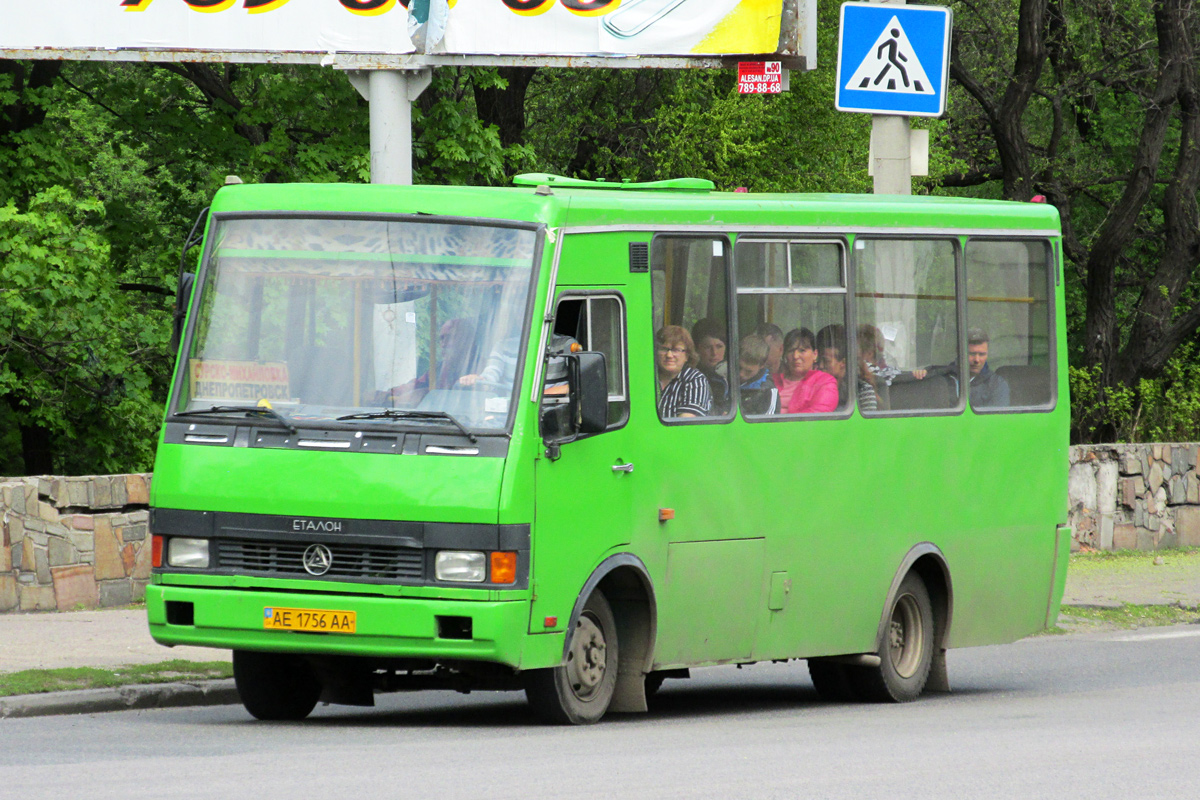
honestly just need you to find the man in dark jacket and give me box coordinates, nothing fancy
[964,328,1009,408]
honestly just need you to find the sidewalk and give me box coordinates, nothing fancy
[0,609,235,719]
[2,552,1197,718]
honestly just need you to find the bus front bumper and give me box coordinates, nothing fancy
[146,584,562,670]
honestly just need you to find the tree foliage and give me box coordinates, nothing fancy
[3,0,1200,473]
[948,0,1200,441]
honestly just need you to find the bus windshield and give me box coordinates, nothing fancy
[177,216,538,432]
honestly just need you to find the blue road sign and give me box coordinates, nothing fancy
[836,2,952,117]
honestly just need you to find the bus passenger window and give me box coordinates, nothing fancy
[651,236,731,422]
[966,240,1054,410]
[734,239,849,416]
[856,239,959,413]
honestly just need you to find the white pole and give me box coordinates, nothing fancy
[870,0,911,196]
[369,70,412,186]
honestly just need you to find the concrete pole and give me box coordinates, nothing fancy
[871,0,911,195]
[369,70,413,186]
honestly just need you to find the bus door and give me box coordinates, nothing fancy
[530,292,637,633]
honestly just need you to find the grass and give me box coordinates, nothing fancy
[1069,546,1200,569]
[0,660,233,698]
[1059,603,1200,629]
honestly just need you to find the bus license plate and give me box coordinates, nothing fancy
[263,607,356,634]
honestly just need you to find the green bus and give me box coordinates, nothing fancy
[147,174,1071,723]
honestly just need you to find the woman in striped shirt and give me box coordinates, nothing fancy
[655,326,711,419]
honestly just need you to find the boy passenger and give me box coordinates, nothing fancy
[754,322,785,376]
[691,318,730,415]
[655,326,711,419]
[737,334,779,415]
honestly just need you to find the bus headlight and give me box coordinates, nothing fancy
[435,551,486,582]
[166,538,210,569]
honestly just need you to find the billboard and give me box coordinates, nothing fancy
[0,0,814,66]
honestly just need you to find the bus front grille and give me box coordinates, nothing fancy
[216,538,424,580]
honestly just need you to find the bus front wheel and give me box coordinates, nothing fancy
[852,573,934,703]
[233,650,322,721]
[523,590,619,724]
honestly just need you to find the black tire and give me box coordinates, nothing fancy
[233,650,322,721]
[644,671,666,700]
[850,573,935,703]
[807,660,859,702]
[523,590,619,724]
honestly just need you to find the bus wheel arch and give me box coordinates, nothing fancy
[866,544,953,698]
[526,554,656,722]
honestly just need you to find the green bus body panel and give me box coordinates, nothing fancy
[149,181,1069,677]
[152,443,503,522]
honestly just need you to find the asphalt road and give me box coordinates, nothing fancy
[2,625,1198,799]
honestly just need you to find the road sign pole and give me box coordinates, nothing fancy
[870,0,910,195]
[872,114,911,195]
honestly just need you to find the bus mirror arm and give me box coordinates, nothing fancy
[540,352,609,455]
[170,271,195,358]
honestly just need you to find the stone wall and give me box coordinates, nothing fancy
[0,448,1194,612]
[1069,444,1200,551]
[0,475,151,613]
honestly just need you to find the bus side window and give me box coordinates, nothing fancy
[965,240,1054,411]
[856,238,960,413]
[546,295,629,429]
[734,238,850,416]
[651,236,732,421]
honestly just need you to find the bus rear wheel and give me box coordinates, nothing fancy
[523,590,619,724]
[233,650,322,721]
[851,573,934,703]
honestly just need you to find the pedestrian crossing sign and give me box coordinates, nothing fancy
[836,2,952,117]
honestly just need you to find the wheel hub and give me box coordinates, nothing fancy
[566,613,607,699]
[888,593,925,679]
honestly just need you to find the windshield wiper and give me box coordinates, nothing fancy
[175,405,298,435]
[336,409,478,444]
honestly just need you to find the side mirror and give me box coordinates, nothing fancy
[574,351,609,435]
[540,351,609,446]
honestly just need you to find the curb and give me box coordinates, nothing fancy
[0,679,239,719]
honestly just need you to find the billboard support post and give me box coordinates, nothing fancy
[347,69,432,186]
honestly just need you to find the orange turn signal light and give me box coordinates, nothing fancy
[659,508,675,522]
[544,616,558,628]
[151,535,164,568]
[490,551,517,584]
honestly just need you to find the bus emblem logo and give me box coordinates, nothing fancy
[302,544,333,576]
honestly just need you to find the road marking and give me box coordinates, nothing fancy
[1110,628,1200,642]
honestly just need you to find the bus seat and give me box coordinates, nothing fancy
[995,365,1051,407]
[887,372,957,411]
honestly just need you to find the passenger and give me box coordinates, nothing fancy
[773,327,838,414]
[737,334,779,415]
[858,323,926,392]
[854,327,883,412]
[691,318,730,415]
[964,328,1010,408]
[816,325,850,409]
[754,322,785,376]
[655,325,711,419]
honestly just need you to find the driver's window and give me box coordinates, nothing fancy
[546,295,629,429]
